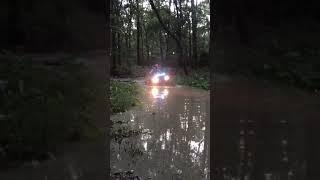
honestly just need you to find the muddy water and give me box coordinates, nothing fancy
[111,82,210,180]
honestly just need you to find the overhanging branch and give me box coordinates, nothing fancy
[148,0,182,49]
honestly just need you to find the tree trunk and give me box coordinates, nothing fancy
[111,0,122,73]
[188,17,192,67]
[165,35,169,60]
[117,32,122,66]
[159,31,164,63]
[128,0,133,50]
[174,0,188,74]
[148,0,188,75]
[111,30,117,73]
[125,34,129,62]
[136,0,142,65]
[126,0,133,64]
[144,23,150,63]
[191,0,198,68]
[141,13,145,65]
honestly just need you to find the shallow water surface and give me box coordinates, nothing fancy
[111,83,210,180]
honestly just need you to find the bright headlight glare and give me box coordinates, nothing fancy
[152,77,159,84]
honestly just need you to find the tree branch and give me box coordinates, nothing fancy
[148,0,182,49]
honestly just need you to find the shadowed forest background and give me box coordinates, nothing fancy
[108,0,210,83]
[1,0,319,90]
[0,0,319,179]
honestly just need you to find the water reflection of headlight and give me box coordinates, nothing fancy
[150,87,169,99]
[151,87,159,96]
[163,89,169,96]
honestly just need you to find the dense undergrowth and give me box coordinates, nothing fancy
[110,80,139,114]
[174,68,209,90]
[0,55,99,169]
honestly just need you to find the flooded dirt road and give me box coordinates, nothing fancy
[111,81,210,180]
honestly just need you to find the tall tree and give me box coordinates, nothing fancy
[191,0,198,67]
[159,30,164,63]
[111,0,118,73]
[148,0,188,75]
[143,22,150,62]
[136,0,142,65]
[187,8,192,66]
[127,0,133,51]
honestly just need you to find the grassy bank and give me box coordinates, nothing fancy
[0,55,99,168]
[174,69,209,90]
[110,80,139,114]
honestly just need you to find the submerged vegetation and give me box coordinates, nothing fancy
[110,120,147,164]
[0,55,100,168]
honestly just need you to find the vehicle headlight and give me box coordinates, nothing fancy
[164,75,170,81]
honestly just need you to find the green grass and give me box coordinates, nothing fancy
[174,69,209,90]
[0,55,100,167]
[110,80,139,114]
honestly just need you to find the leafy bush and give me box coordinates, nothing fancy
[0,55,99,166]
[110,80,139,114]
[174,69,209,90]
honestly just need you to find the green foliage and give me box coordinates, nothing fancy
[174,69,209,90]
[110,80,139,114]
[110,0,210,71]
[0,55,99,165]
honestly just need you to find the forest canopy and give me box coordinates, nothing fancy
[110,0,210,75]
